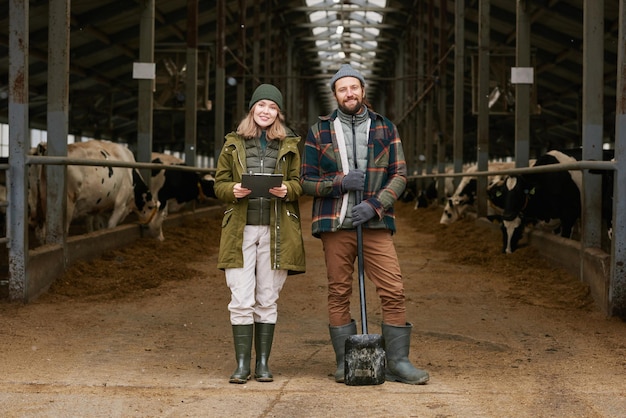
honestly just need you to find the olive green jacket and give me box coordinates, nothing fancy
[214,131,306,274]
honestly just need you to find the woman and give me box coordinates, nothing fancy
[214,84,306,383]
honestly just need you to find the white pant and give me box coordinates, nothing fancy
[225,225,288,325]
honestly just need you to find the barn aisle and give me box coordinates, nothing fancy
[0,196,624,417]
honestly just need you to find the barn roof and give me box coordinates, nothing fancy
[0,0,619,158]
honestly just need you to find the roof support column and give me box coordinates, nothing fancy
[8,0,30,300]
[416,1,425,182]
[476,0,490,217]
[46,0,71,246]
[453,0,465,177]
[403,26,416,175]
[264,2,272,83]
[514,0,530,167]
[394,42,404,122]
[214,0,226,163]
[287,39,294,121]
[252,2,260,79]
[425,0,435,176]
[137,0,155,181]
[610,0,626,317]
[582,0,604,249]
[185,0,198,166]
[236,0,246,120]
[436,0,448,201]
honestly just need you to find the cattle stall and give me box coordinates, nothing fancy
[411,157,618,316]
[2,152,218,302]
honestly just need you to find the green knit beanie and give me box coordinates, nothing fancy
[249,84,283,111]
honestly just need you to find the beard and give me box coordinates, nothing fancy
[338,98,363,115]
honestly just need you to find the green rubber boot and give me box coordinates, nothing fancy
[382,322,429,385]
[229,324,253,384]
[329,319,357,383]
[254,323,275,382]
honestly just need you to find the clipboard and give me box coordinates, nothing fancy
[241,173,283,198]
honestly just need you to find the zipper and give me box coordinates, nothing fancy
[234,143,244,170]
[272,145,288,270]
[278,155,286,175]
[351,115,361,204]
[351,115,357,170]
[256,135,266,173]
[256,135,266,220]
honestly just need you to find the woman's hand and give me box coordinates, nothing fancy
[233,183,252,199]
[269,183,288,199]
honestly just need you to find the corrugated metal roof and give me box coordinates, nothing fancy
[0,0,620,159]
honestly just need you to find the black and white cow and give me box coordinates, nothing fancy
[440,162,515,224]
[415,177,455,209]
[492,150,582,254]
[28,140,141,243]
[150,153,216,213]
[439,166,478,224]
[401,171,454,208]
[134,153,216,241]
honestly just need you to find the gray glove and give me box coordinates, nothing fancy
[352,202,376,227]
[342,169,365,192]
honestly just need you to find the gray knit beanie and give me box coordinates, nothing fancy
[249,84,283,110]
[329,64,366,91]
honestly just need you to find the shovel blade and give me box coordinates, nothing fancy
[344,334,386,386]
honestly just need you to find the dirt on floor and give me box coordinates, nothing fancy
[0,197,625,417]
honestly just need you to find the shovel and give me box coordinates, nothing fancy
[344,143,386,386]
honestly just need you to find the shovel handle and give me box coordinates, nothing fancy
[355,190,368,335]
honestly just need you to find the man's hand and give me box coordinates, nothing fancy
[342,169,365,192]
[352,202,376,227]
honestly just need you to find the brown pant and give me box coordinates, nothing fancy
[320,229,406,327]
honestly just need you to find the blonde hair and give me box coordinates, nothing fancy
[236,106,287,141]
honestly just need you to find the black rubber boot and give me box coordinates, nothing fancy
[229,324,253,384]
[329,319,357,383]
[254,322,275,382]
[382,322,429,385]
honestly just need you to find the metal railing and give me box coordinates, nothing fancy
[26,155,217,175]
[407,160,616,181]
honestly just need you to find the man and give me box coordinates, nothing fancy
[301,64,429,385]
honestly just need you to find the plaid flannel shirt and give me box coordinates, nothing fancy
[301,108,407,238]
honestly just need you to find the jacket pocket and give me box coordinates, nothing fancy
[286,209,299,221]
[374,150,389,168]
[222,208,234,228]
[320,143,339,172]
[285,207,303,234]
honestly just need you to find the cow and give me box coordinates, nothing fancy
[492,150,582,254]
[133,152,216,241]
[439,162,516,225]
[415,176,455,209]
[439,165,478,224]
[28,140,142,243]
[401,168,455,208]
